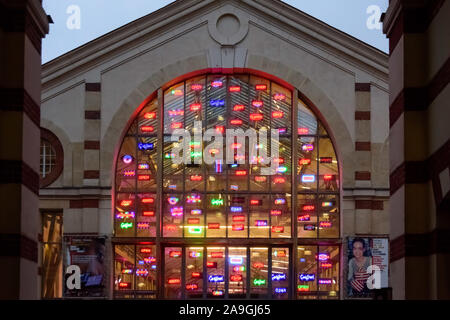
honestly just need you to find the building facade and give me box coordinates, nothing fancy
[39,0,390,299]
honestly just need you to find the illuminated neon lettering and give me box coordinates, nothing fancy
[211,198,223,206]
[232,224,244,231]
[271,226,284,233]
[299,273,315,281]
[116,212,135,219]
[138,143,154,151]
[138,175,150,181]
[230,275,243,282]
[144,112,156,119]
[255,84,267,91]
[255,220,268,227]
[273,93,286,101]
[168,197,179,205]
[123,170,135,177]
[191,84,203,91]
[168,109,184,116]
[302,175,315,183]
[271,209,282,216]
[170,207,183,217]
[122,155,133,164]
[140,126,155,133]
[191,209,202,215]
[250,113,263,121]
[252,100,263,108]
[208,275,224,282]
[138,163,149,170]
[253,279,266,286]
[272,111,284,118]
[230,119,243,125]
[272,273,287,281]
[169,251,182,258]
[190,103,201,111]
[298,214,311,221]
[120,222,133,229]
[233,104,245,111]
[210,99,225,107]
[229,86,241,92]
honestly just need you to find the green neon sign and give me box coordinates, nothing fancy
[188,227,203,234]
[190,151,202,158]
[120,222,133,229]
[253,279,266,286]
[211,198,224,206]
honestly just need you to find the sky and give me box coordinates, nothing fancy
[42,0,389,64]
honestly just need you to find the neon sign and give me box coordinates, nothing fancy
[171,122,183,129]
[212,290,223,296]
[169,251,182,258]
[186,284,198,290]
[250,113,263,121]
[215,125,225,134]
[319,221,332,228]
[275,288,287,293]
[232,215,245,222]
[116,212,135,219]
[278,127,287,134]
[229,86,241,92]
[304,225,315,231]
[230,119,243,125]
[276,166,287,173]
[167,278,181,285]
[320,262,332,269]
[273,93,286,101]
[231,143,242,149]
[303,205,315,211]
[189,251,201,258]
[120,200,132,207]
[208,223,220,229]
[142,198,154,204]
[274,198,286,205]
[187,218,200,224]
[168,197,179,205]
[122,155,133,164]
[298,127,309,134]
[138,143,154,150]
[298,214,311,221]
[165,224,177,231]
[255,84,267,91]
[188,226,202,234]
[230,275,243,282]
[171,89,183,96]
[253,262,264,269]
[230,206,242,213]
[119,282,130,289]
[123,170,135,177]
[211,252,223,258]
[271,226,284,233]
[235,170,247,176]
[210,99,225,107]
[144,112,156,119]
[191,209,202,215]
[232,224,244,231]
[302,144,314,151]
[208,275,224,282]
[136,269,149,277]
[206,261,217,268]
[250,199,262,206]
[299,274,315,281]
[253,279,266,286]
[186,194,201,203]
[233,266,245,272]
[255,176,267,182]
[138,163,149,170]
[322,201,333,207]
[211,80,223,88]
[122,269,133,274]
[190,103,201,111]
[138,175,150,181]
[143,211,154,217]
[144,257,156,263]
[323,174,334,181]
[191,272,202,278]
[229,257,243,265]
[273,177,286,184]
[170,207,183,217]
[168,109,184,116]
[272,273,287,281]
[233,104,245,111]
[272,111,284,118]
[191,84,203,91]
[120,222,133,229]
[137,222,150,229]
[211,198,223,206]
[271,209,282,216]
[317,253,330,261]
[274,250,286,257]
[297,285,309,292]
[319,279,332,284]
[252,100,263,108]
[302,175,315,183]
[255,220,268,227]
[299,158,311,165]
[140,126,155,133]
[320,157,333,163]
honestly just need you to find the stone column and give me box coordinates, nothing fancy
[0,0,49,299]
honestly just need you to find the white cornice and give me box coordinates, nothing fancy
[42,0,388,89]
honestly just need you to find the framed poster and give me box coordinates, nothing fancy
[63,236,107,298]
[346,237,389,298]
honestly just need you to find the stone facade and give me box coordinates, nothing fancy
[39,0,389,299]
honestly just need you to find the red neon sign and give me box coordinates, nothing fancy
[190,175,202,181]
[167,278,181,285]
[253,262,264,269]
[232,224,244,231]
[298,214,311,221]
[169,251,182,258]
[252,100,263,108]
[255,176,267,182]
[215,125,225,134]
[320,262,332,268]
[250,199,262,206]
[271,209,282,216]
[319,221,332,228]
[230,275,243,282]
[250,113,263,121]
[233,104,245,111]
[298,127,309,135]
[302,205,315,211]
[323,175,334,181]
[235,170,247,176]
[272,226,284,233]
[186,283,198,290]
[232,215,245,222]
[191,272,202,278]
[207,261,217,268]
[172,89,183,96]
[191,84,203,91]
[274,157,285,164]
[299,158,311,165]
[273,93,286,101]
[229,86,241,92]
[140,126,155,133]
[171,122,183,129]
[168,109,184,116]
[208,223,220,229]
[144,112,156,119]
[273,177,286,184]
[190,103,202,111]
[230,119,243,125]
[119,282,130,288]
[120,200,132,207]
[272,111,284,118]
[142,198,154,204]
[138,175,150,181]
[140,248,152,254]
[188,218,200,224]
[320,157,333,163]
[211,252,223,258]
[255,84,267,91]
[166,224,177,231]
[143,211,155,217]
[211,81,223,88]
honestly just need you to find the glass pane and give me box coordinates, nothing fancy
[42,244,62,298]
[42,214,62,243]
[318,138,339,192]
[318,194,339,238]
[135,244,157,291]
[206,247,225,298]
[250,247,268,297]
[272,194,291,238]
[186,247,204,298]
[228,194,247,238]
[297,194,317,239]
[114,245,135,291]
[185,193,204,238]
[271,247,289,299]
[165,247,182,298]
[298,99,317,135]
[163,194,183,237]
[228,247,247,298]
[297,245,317,299]
[298,136,318,191]
[249,194,269,238]
[318,245,339,299]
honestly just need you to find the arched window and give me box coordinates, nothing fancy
[114,73,340,299]
[40,129,64,187]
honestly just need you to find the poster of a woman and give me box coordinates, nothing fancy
[347,237,372,297]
